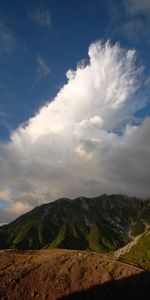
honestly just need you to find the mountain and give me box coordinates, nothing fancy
[0,194,150,257]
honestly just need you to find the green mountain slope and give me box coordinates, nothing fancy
[120,230,150,269]
[0,194,150,255]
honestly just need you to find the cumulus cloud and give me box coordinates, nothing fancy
[0,40,150,223]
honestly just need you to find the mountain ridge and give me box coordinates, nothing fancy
[0,194,150,256]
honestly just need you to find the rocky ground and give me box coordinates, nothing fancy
[0,249,150,300]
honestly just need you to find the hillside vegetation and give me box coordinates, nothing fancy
[130,220,146,237]
[120,231,150,269]
[0,194,150,258]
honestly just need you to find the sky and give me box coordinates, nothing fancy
[0,0,150,223]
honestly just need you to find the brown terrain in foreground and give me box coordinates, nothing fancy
[0,249,150,300]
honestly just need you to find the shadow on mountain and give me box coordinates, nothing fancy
[59,270,150,300]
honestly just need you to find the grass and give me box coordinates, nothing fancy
[130,220,146,237]
[49,224,67,248]
[88,223,106,252]
[120,232,150,270]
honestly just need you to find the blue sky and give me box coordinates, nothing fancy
[0,0,150,222]
[0,0,110,139]
[0,0,150,140]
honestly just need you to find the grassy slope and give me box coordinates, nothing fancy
[0,195,149,258]
[130,220,146,237]
[120,231,150,269]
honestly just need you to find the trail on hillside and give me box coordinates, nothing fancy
[113,222,150,259]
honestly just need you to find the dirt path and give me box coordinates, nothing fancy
[114,222,150,259]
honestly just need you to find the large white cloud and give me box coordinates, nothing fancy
[0,40,150,222]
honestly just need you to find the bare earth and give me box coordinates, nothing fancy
[0,249,149,300]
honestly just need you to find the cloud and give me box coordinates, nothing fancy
[0,189,10,201]
[32,56,51,89]
[0,201,32,223]
[30,7,51,30]
[122,19,145,42]
[37,56,51,79]
[0,40,150,223]
[0,111,13,131]
[123,0,150,43]
[106,1,150,44]
[0,21,16,58]
[125,0,150,16]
